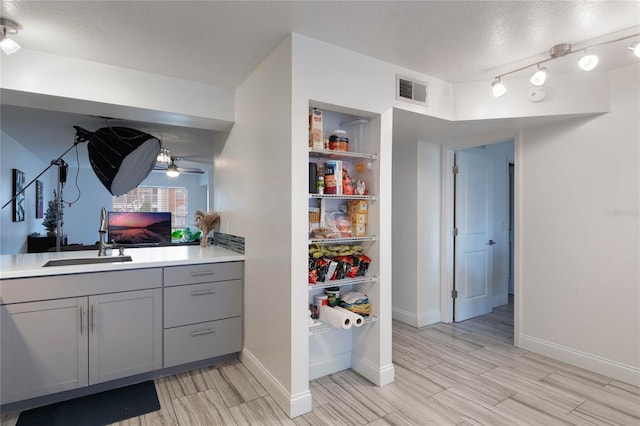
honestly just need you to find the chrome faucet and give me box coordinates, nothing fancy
[98,207,115,256]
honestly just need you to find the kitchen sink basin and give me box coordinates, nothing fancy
[43,256,133,267]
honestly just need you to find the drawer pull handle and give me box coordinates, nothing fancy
[191,271,216,277]
[191,328,216,336]
[191,289,217,296]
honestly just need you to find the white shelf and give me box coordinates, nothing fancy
[309,149,378,161]
[309,235,377,245]
[309,315,377,336]
[309,275,376,290]
[309,194,377,201]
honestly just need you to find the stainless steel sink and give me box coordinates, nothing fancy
[43,256,133,267]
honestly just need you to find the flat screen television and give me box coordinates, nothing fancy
[108,212,172,244]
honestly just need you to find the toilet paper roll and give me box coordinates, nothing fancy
[333,306,364,327]
[319,306,352,329]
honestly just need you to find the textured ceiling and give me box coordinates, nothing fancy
[2,1,639,87]
[1,1,639,165]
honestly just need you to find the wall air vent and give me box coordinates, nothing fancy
[396,74,428,106]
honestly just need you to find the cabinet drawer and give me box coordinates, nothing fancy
[163,317,242,368]
[163,262,242,286]
[164,280,242,328]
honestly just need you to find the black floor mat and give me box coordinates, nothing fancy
[16,381,160,426]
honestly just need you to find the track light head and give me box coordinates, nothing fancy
[578,53,599,71]
[630,42,640,58]
[0,18,20,55]
[491,78,507,97]
[530,66,548,86]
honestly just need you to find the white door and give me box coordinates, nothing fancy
[454,150,494,322]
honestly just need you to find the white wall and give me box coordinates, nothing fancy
[1,49,234,126]
[453,72,610,120]
[392,140,442,326]
[0,132,54,254]
[391,141,419,323]
[213,35,298,415]
[517,64,640,385]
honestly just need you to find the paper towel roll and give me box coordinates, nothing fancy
[320,306,352,329]
[333,306,364,327]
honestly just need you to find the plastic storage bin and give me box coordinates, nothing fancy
[341,119,369,153]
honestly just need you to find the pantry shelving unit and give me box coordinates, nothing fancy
[307,104,386,382]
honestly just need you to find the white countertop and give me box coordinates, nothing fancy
[0,245,245,279]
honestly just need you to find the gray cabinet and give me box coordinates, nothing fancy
[88,289,162,384]
[163,262,243,367]
[1,298,88,404]
[0,270,162,405]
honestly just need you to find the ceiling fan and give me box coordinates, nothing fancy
[154,149,204,176]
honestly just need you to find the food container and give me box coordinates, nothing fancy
[314,294,328,309]
[328,130,349,152]
[309,162,317,193]
[309,109,323,150]
[325,287,341,306]
[341,119,368,153]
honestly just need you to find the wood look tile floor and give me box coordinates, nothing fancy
[3,301,639,425]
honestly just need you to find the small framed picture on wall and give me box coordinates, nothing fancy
[36,180,44,219]
[12,168,25,222]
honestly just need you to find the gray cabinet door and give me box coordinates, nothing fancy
[88,289,162,384]
[1,298,89,404]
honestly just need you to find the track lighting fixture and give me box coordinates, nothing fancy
[0,17,20,55]
[530,65,548,86]
[491,32,639,98]
[491,78,507,97]
[578,52,599,71]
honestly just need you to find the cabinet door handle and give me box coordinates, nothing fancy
[191,328,216,337]
[80,306,85,335]
[191,289,217,296]
[190,270,216,277]
[90,305,96,334]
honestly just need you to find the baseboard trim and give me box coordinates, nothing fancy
[392,307,440,327]
[352,357,395,387]
[519,334,640,387]
[493,294,508,307]
[240,348,312,418]
[308,352,351,381]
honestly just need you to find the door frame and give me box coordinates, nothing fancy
[440,140,521,347]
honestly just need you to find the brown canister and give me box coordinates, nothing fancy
[328,130,349,151]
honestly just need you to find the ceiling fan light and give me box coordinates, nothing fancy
[0,36,20,54]
[630,42,640,58]
[166,164,180,177]
[530,66,547,86]
[578,54,599,71]
[491,78,507,97]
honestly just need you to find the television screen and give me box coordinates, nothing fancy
[108,212,172,244]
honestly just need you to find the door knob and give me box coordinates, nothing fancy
[488,240,496,245]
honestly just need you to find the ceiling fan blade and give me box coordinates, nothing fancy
[177,167,205,174]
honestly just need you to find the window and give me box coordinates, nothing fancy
[112,187,188,232]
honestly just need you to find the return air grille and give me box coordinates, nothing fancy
[396,75,428,105]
